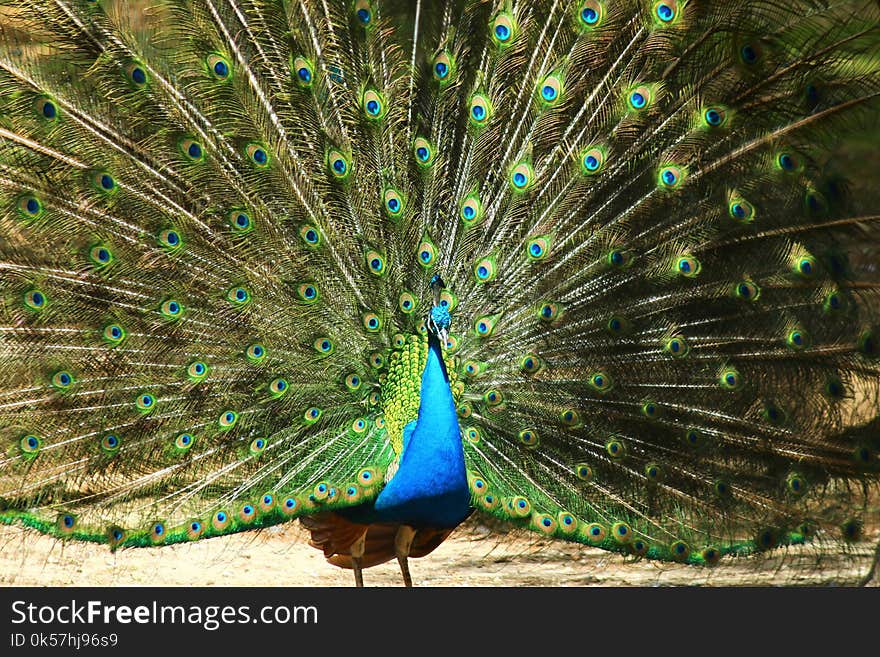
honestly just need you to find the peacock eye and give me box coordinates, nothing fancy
[739,43,761,65]
[383,188,404,218]
[125,61,148,88]
[362,89,386,119]
[413,137,434,166]
[577,2,605,29]
[580,146,606,175]
[35,96,58,120]
[629,90,647,109]
[490,13,516,46]
[653,1,680,24]
[433,52,455,83]
[300,225,321,246]
[354,0,372,25]
[510,162,533,190]
[207,53,231,80]
[246,143,270,167]
[538,74,563,106]
[703,106,728,128]
[292,56,314,87]
[658,165,684,189]
[469,94,492,126]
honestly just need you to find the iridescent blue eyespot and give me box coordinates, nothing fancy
[655,3,674,22]
[495,24,510,40]
[137,393,155,410]
[213,61,228,78]
[26,290,46,309]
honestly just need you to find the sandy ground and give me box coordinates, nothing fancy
[1,518,877,587]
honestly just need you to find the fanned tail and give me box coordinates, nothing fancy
[0,0,877,573]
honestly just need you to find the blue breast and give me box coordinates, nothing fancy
[341,335,471,528]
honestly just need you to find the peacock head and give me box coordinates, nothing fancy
[429,272,445,292]
[427,305,452,346]
[426,273,451,344]
[428,271,446,307]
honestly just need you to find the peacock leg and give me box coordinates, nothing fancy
[394,525,417,587]
[858,539,880,586]
[352,559,364,588]
[351,529,367,588]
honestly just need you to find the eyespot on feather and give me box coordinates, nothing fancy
[509,162,534,191]
[206,53,231,80]
[362,89,387,120]
[291,56,314,87]
[432,51,455,83]
[489,12,517,46]
[413,138,435,167]
[468,94,492,126]
[576,1,605,30]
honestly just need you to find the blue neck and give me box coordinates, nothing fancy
[369,334,470,528]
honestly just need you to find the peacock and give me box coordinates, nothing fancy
[0,0,879,588]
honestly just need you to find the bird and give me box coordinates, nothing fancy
[0,0,879,588]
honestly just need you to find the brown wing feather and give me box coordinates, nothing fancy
[300,513,455,569]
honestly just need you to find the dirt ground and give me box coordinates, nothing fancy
[1,518,877,587]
